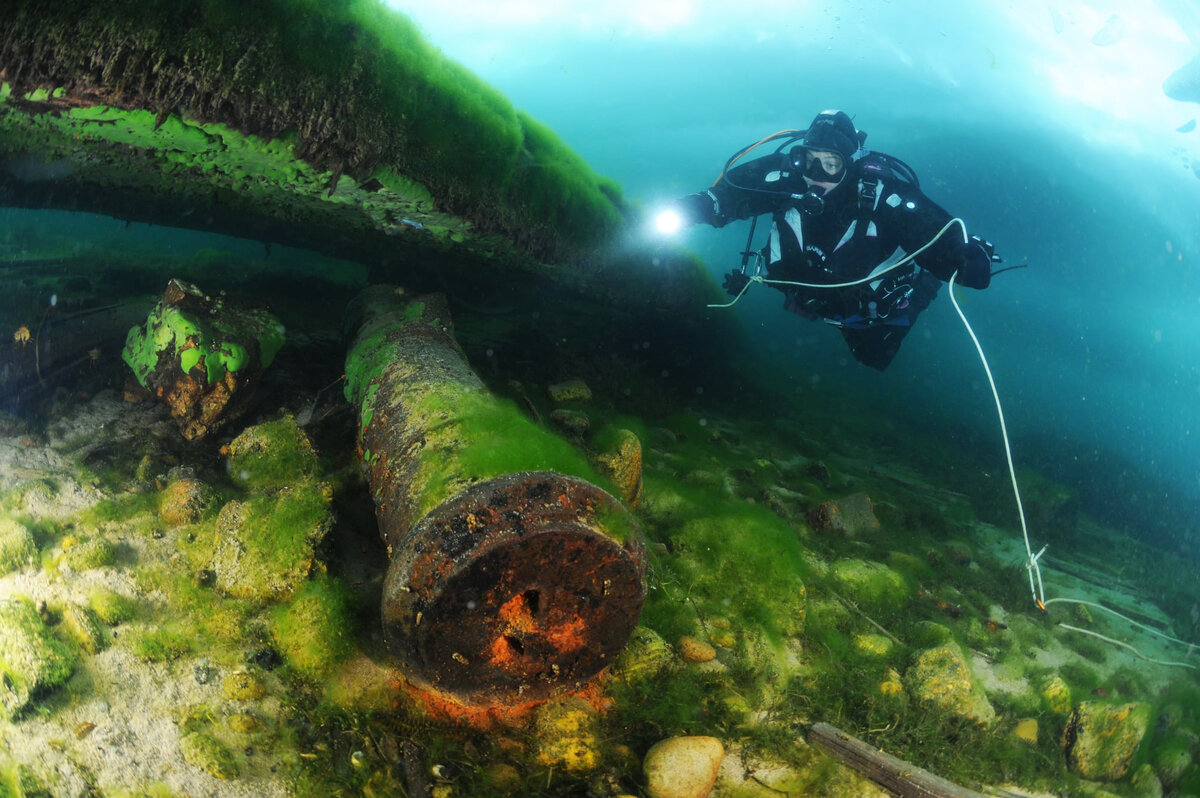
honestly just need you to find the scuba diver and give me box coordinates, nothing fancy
[665,110,1001,370]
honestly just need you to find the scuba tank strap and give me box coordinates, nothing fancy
[856,157,885,216]
[848,156,885,244]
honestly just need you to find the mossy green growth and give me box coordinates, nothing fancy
[3,0,628,266]
[224,413,319,490]
[122,292,284,389]
[269,575,355,683]
[88,587,139,626]
[59,603,108,655]
[408,388,612,521]
[179,731,238,780]
[60,537,117,571]
[205,482,333,603]
[0,597,76,720]
[827,558,910,615]
[122,306,201,389]
[130,625,193,662]
[0,756,46,798]
[641,491,808,647]
[0,517,37,574]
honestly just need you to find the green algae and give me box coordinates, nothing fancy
[224,413,320,490]
[0,597,76,720]
[122,291,285,389]
[87,587,139,626]
[59,536,117,571]
[0,0,627,264]
[0,518,37,575]
[269,575,355,684]
[180,730,239,780]
[407,387,613,521]
[131,626,193,663]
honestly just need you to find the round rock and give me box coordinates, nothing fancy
[644,735,724,798]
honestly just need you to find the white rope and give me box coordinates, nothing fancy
[1058,623,1198,670]
[706,213,1200,656]
[945,252,1046,610]
[706,217,968,308]
[1046,597,1200,651]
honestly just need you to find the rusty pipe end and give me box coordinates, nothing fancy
[381,471,647,705]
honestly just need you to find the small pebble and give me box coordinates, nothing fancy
[677,635,717,663]
[194,660,215,685]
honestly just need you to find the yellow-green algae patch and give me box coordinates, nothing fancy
[0,597,76,720]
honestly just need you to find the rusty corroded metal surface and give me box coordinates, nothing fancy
[382,471,645,703]
[343,287,646,704]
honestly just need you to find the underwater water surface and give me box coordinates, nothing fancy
[2,1,1200,797]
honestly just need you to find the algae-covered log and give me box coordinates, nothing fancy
[343,286,646,704]
[0,0,625,266]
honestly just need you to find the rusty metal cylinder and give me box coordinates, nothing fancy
[343,286,646,704]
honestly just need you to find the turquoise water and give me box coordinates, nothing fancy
[391,1,1200,557]
[3,3,1200,796]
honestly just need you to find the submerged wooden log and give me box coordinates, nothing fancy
[343,286,646,704]
[806,722,988,798]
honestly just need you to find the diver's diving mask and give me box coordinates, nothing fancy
[794,147,846,183]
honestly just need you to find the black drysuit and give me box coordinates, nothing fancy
[686,151,993,370]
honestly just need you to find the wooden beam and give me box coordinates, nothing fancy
[807,722,989,798]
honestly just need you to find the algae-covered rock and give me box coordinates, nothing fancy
[0,597,76,720]
[595,428,644,508]
[60,536,116,571]
[611,626,675,684]
[879,667,905,697]
[222,669,266,701]
[224,413,319,490]
[269,575,354,682]
[1014,717,1039,745]
[0,517,37,574]
[180,731,239,779]
[87,586,138,626]
[1152,737,1192,787]
[905,644,995,727]
[549,408,590,436]
[909,620,953,648]
[1130,762,1164,798]
[852,633,896,660]
[548,378,592,403]
[60,602,108,655]
[1041,674,1073,715]
[829,558,909,612]
[534,697,602,773]
[209,482,333,602]
[678,635,717,663]
[159,477,213,526]
[644,736,724,798]
[806,492,879,538]
[1063,701,1152,781]
[122,279,286,441]
[714,746,890,798]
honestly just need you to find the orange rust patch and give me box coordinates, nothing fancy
[543,614,588,654]
[401,674,613,731]
[498,591,536,634]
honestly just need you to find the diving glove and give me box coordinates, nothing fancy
[722,270,751,297]
[954,235,1001,289]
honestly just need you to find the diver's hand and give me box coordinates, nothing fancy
[722,270,751,297]
[954,236,1000,289]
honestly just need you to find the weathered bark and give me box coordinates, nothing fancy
[343,286,646,704]
[807,722,988,798]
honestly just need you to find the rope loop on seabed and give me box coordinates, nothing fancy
[708,217,1200,667]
